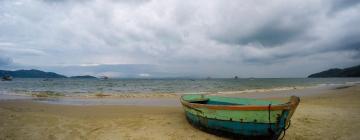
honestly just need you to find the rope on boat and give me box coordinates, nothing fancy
[279,119,291,140]
[268,104,275,139]
[268,103,293,140]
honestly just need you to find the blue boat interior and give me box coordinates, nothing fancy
[184,95,283,106]
[190,99,243,105]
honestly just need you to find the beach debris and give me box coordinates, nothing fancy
[94,93,111,97]
[334,85,352,90]
[31,91,65,97]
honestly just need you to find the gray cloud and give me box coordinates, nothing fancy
[0,0,359,77]
[330,0,360,12]
[0,56,12,66]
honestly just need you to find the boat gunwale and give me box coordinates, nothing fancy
[180,95,292,111]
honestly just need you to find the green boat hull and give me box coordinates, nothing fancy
[184,110,288,139]
[181,94,299,139]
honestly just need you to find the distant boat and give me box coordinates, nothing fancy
[181,95,300,139]
[43,78,53,81]
[100,76,109,80]
[1,75,13,81]
[248,77,255,80]
[234,76,238,79]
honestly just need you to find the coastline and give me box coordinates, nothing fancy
[2,78,360,100]
[0,84,360,139]
[0,82,355,106]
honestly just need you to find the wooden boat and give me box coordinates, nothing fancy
[181,95,300,139]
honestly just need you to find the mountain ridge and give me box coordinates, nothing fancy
[0,69,66,78]
[308,65,360,78]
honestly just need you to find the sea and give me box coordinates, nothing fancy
[1,78,360,97]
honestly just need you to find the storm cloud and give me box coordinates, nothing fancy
[0,0,359,77]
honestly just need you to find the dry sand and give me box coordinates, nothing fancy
[0,85,359,140]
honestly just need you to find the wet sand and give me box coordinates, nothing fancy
[0,84,359,140]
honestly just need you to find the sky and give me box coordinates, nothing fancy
[0,0,359,78]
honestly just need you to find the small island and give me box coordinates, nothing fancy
[70,75,97,79]
[308,65,360,78]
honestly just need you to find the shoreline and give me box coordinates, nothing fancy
[0,83,355,106]
[3,80,357,98]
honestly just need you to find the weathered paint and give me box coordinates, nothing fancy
[181,95,292,111]
[183,105,283,123]
[180,95,300,138]
[182,95,282,105]
[185,111,288,138]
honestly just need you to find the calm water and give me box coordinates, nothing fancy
[0,78,359,96]
[0,78,360,95]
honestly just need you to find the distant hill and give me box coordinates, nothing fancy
[0,69,66,78]
[70,75,97,79]
[308,65,360,78]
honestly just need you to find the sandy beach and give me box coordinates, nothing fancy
[0,84,359,140]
